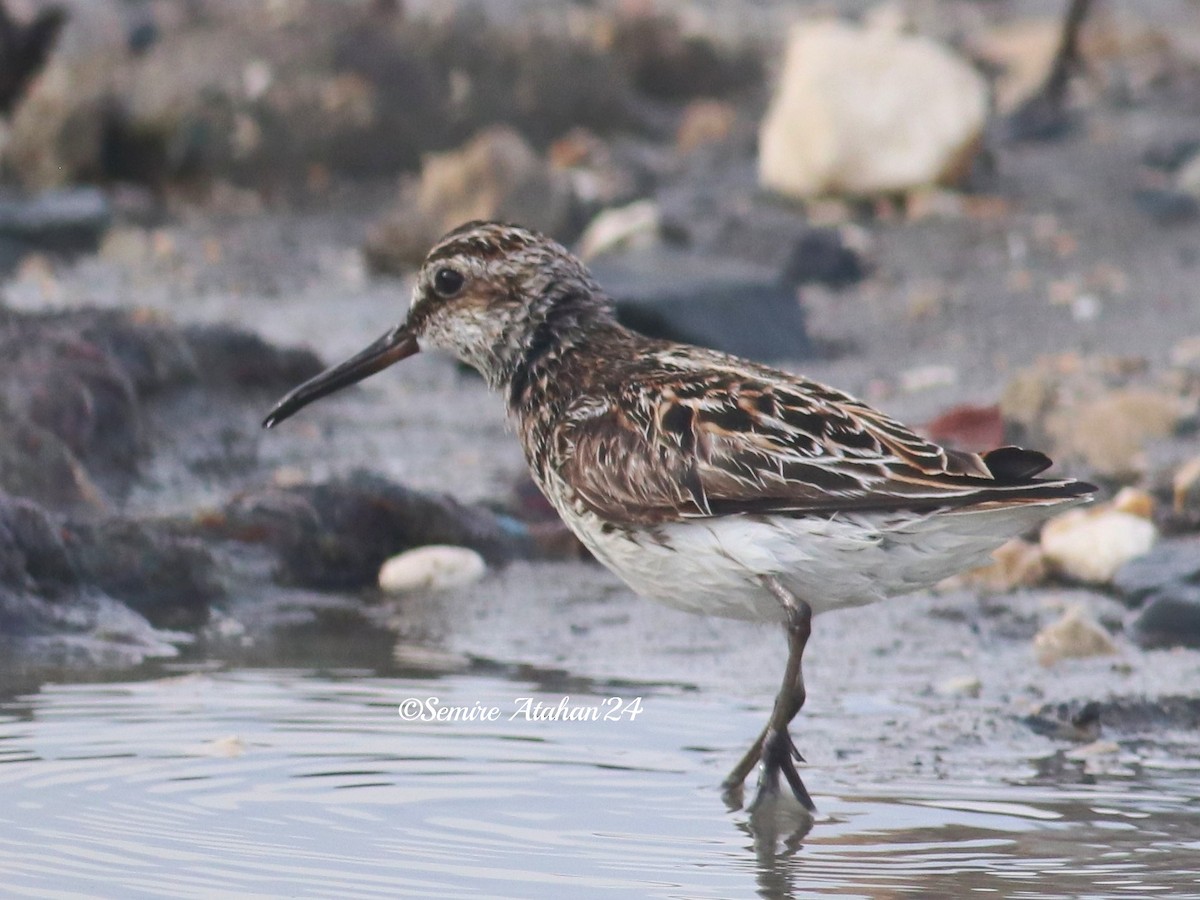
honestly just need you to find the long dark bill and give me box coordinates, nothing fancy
[262,326,419,428]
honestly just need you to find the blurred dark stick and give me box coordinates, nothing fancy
[1005,0,1095,141]
[1041,0,1095,109]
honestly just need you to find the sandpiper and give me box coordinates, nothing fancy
[263,221,1094,811]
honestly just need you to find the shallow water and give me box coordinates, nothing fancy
[2,664,1198,899]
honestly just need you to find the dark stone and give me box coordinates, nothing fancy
[0,236,24,274]
[17,4,644,191]
[1089,696,1200,732]
[0,587,181,670]
[1023,700,1102,742]
[1112,538,1200,605]
[0,495,77,595]
[327,9,636,173]
[0,407,104,511]
[0,188,111,253]
[37,309,318,395]
[511,475,560,523]
[23,345,141,467]
[1130,587,1200,650]
[1133,188,1200,225]
[0,313,147,476]
[1001,96,1075,143]
[780,229,867,289]
[60,309,197,395]
[216,471,534,590]
[182,325,324,390]
[0,500,27,588]
[1142,140,1200,172]
[595,250,812,362]
[61,519,223,630]
[608,13,761,102]
[127,21,159,57]
[0,491,207,666]
[1024,695,1200,739]
[0,305,323,510]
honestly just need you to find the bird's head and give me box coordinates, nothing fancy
[262,221,609,428]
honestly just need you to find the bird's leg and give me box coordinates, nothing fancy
[722,577,814,811]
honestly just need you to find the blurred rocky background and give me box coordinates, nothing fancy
[0,0,1198,744]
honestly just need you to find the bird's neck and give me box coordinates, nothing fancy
[501,296,627,414]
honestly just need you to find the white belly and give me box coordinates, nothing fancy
[556,498,1072,623]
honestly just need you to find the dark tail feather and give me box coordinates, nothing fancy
[983,446,1052,482]
[979,445,1097,504]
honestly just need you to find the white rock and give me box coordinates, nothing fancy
[935,675,982,698]
[1033,604,1118,666]
[1041,507,1158,585]
[392,642,472,673]
[198,735,246,757]
[899,363,959,393]
[758,18,988,199]
[577,200,661,262]
[1110,486,1155,520]
[1177,151,1200,200]
[242,59,273,101]
[1064,739,1120,761]
[1169,334,1200,370]
[378,545,487,594]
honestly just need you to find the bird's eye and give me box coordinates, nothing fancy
[432,267,465,298]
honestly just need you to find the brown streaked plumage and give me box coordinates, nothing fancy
[263,220,1095,814]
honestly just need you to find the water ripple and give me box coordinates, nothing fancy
[0,670,1197,898]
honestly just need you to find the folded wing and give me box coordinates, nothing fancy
[553,352,1092,525]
